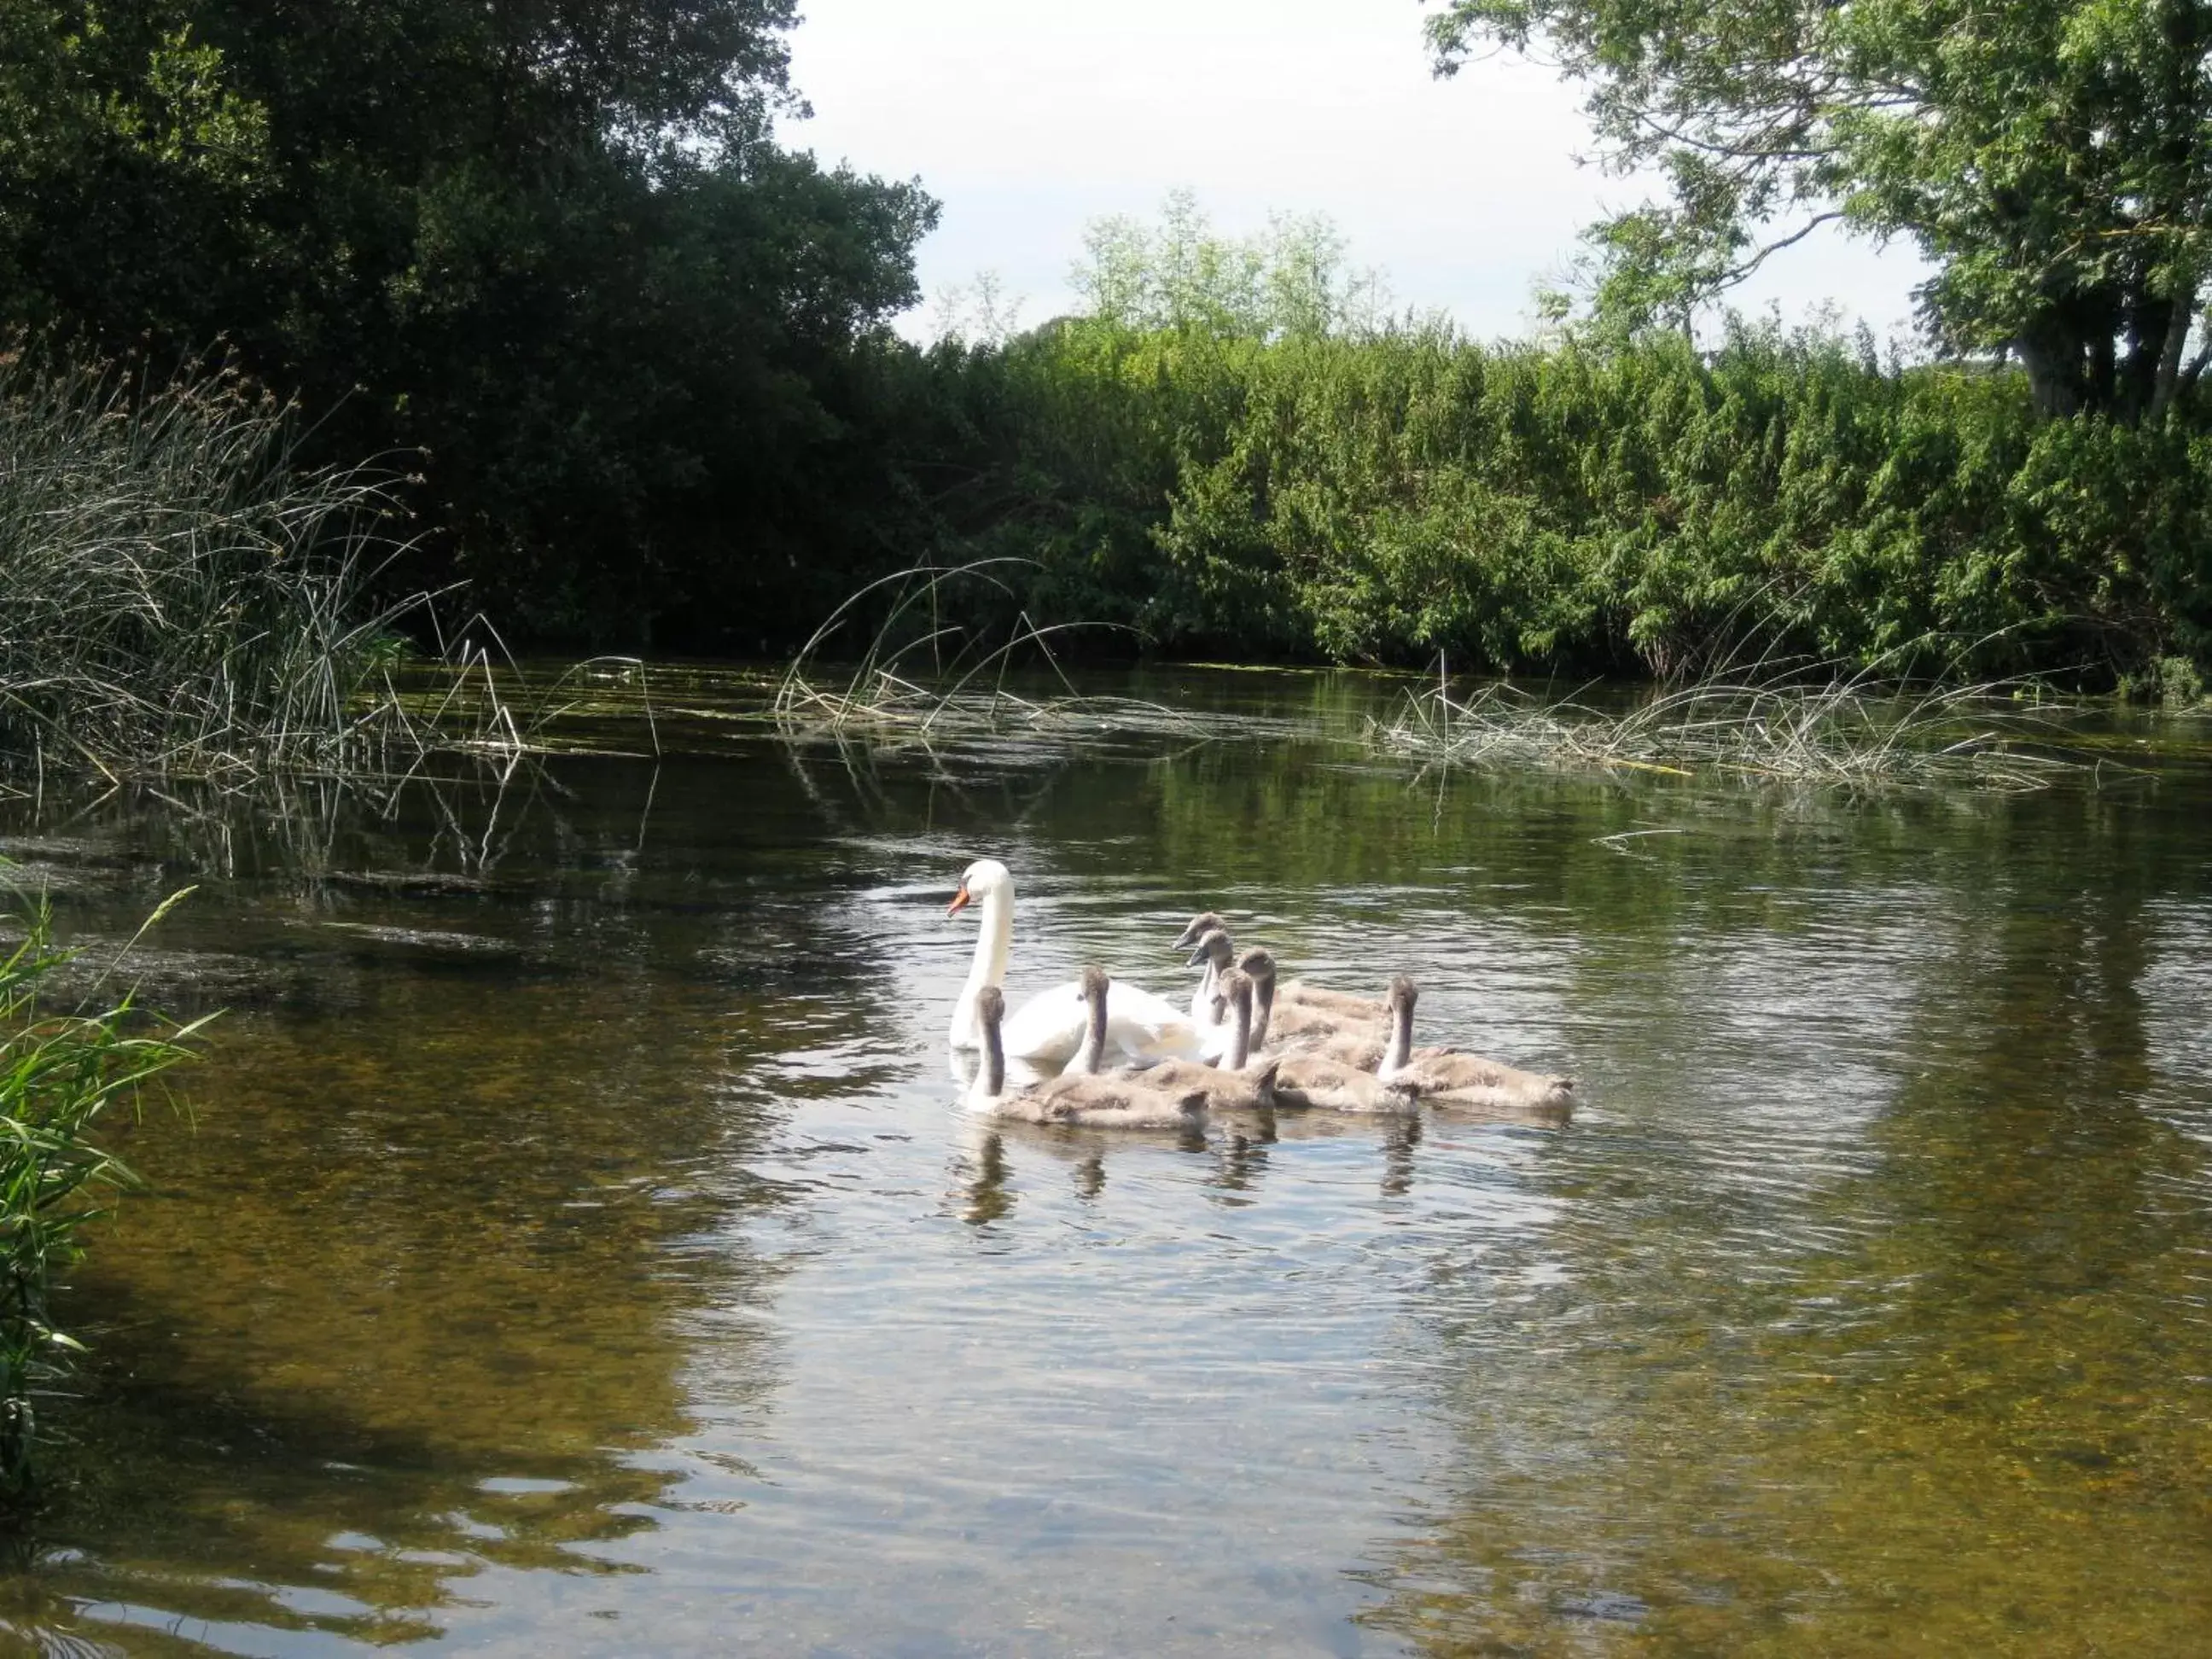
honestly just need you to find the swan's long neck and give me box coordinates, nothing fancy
[1077,981,1108,1074]
[1379,993,1412,1079]
[1226,984,1251,1070]
[1250,974,1273,1049]
[955,884,1015,1043]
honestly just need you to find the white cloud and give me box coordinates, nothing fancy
[784,0,1930,341]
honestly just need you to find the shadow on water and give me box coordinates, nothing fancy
[0,667,2205,1655]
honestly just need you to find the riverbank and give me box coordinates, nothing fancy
[913,321,2212,692]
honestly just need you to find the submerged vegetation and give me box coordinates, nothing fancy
[0,888,207,1497]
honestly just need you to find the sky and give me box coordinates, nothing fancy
[781,0,1930,346]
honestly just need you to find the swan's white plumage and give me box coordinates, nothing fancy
[946,859,1202,1065]
[1187,967,1218,1029]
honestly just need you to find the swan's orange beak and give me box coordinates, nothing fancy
[946,882,972,917]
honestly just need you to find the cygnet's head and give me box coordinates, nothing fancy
[1173,911,1230,949]
[1079,963,1110,1003]
[1235,946,1277,987]
[1388,975,1417,1012]
[975,984,1006,1028]
[1218,967,1251,1010]
[947,858,1011,917]
[1186,928,1236,969]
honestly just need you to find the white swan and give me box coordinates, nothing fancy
[969,985,1209,1130]
[946,859,1203,1066]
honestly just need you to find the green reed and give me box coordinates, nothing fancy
[0,888,209,1499]
[0,346,423,784]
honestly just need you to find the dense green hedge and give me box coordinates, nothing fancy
[916,321,2212,683]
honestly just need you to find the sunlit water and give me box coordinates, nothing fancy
[1,668,2209,1656]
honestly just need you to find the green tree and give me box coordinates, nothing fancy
[1427,0,2212,421]
[1071,189,1388,340]
[0,1,936,644]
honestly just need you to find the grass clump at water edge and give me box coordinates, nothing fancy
[0,886,209,1502]
[0,346,425,784]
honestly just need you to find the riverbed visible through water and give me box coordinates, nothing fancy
[0,666,2208,1656]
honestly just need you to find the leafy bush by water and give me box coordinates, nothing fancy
[922,320,2212,684]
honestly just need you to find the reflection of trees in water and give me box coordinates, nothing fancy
[1356,783,2212,1655]
[0,748,902,1650]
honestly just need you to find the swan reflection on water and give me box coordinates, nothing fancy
[945,1080,1437,1215]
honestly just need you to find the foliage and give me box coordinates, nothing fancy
[1425,0,2212,422]
[0,0,938,648]
[8,6,2209,676]
[915,318,2212,682]
[0,887,207,1498]
[1071,189,1389,341]
[0,346,418,779]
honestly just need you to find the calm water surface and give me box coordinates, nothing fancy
[1,667,2208,1656]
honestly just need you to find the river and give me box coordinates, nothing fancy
[1,667,2207,1655]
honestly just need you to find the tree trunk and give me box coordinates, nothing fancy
[2150,273,2197,422]
[2017,323,2085,417]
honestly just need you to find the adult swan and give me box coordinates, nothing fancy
[946,859,1203,1066]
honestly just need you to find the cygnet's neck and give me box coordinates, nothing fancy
[1076,981,1109,1074]
[975,1010,1006,1100]
[1249,974,1273,1050]
[1379,992,1413,1078]
[1225,985,1252,1069]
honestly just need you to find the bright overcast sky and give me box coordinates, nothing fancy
[783,0,1930,344]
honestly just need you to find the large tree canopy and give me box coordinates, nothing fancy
[1428,0,2212,420]
[0,1,936,643]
